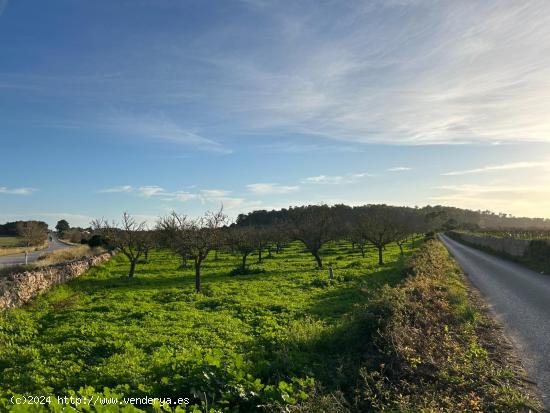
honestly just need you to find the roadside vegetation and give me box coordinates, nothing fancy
[35,245,105,267]
[0,246,105,278]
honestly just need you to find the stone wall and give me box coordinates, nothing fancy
[447,231,533,257]
[0,252,111,310]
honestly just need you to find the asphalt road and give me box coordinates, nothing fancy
[440,234,550,408]
[0,233,72,266]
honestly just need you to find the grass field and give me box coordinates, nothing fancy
[0,240,415,411]
[0,236,48,257]
[0,236,23,248]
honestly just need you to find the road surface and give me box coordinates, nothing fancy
[0,233,72,266]
[439,234,550,408]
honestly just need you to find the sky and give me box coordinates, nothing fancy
[1,0,550,227]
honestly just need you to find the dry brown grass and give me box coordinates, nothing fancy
[35,245,104,266]
[0,241,48,257]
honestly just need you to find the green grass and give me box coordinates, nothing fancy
[0,236,23,248]
[0,240,417,412]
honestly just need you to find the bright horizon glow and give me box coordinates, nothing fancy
[1,0,550,227]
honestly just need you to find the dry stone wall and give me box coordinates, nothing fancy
[448,231,533,257]
[0,252,111,310]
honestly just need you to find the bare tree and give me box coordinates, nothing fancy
[142,230,159,262]
[287,205,334,269]
[16,221,48,264]
[253,226,271,263]
[157,213,190,268]
[272,220,291,254]
[91,213,149,278]
[16,221,48,248]
[226,226,256,271]
[357,205,401,265]
[349,225,370,258]
[157,208,226,292]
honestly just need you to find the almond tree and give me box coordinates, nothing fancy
[91,212,149,278]
[158,208,226,292]
[356,205,401,265]
[253,226,272,263]
[226,226,256,271]
[349,224,370,258]
[16,221,48,248]
[287,205,334,269]
[16,221,48,264]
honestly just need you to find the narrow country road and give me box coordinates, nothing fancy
[0,233,72,266]
[439,234,550,409]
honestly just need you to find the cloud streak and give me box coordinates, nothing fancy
[104,112,231,154]
[0,186,35,195]
[0,0,7,17]
[442,161,547,176]
[100,185,133,193]
[194,1,550,145]
[247,183,300,194]
[301,173,372,185]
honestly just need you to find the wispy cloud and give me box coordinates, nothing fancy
[442,161,547,176]
[200,189,232,198]
[387,166,412,172]
[0,0,7,17]
[138,186,165,197]
[99,185,133,193]
[104,112,231,154]
[0,186,35,195]
[247,183,300,194]
[99,184,245,207]
[193,1,550,145]
[301,173,372,185]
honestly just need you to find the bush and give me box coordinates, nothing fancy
[87,234,108,248]
[350,241,538,412]
[228,266,266,276]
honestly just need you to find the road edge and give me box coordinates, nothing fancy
[440,234,546,412]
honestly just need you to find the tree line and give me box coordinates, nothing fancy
[90,204,434,292]
[85,203,550,293]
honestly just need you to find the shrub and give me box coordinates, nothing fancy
[350,241,538,412]
[228,266,266,276]
[87,234,108,248]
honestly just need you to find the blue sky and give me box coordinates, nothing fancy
[1,0,550,227]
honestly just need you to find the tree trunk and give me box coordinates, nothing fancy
[314,252,323,269]
[145,249,149,262]
[128,260,136,278]
[194,259,201,293]
[360,245,365,258]
[267,246,272,258]
[258,249,262,263]
[377,246,383,265]
[398,243,404,255]
[276,242,282,253]
[241,254,248,270]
